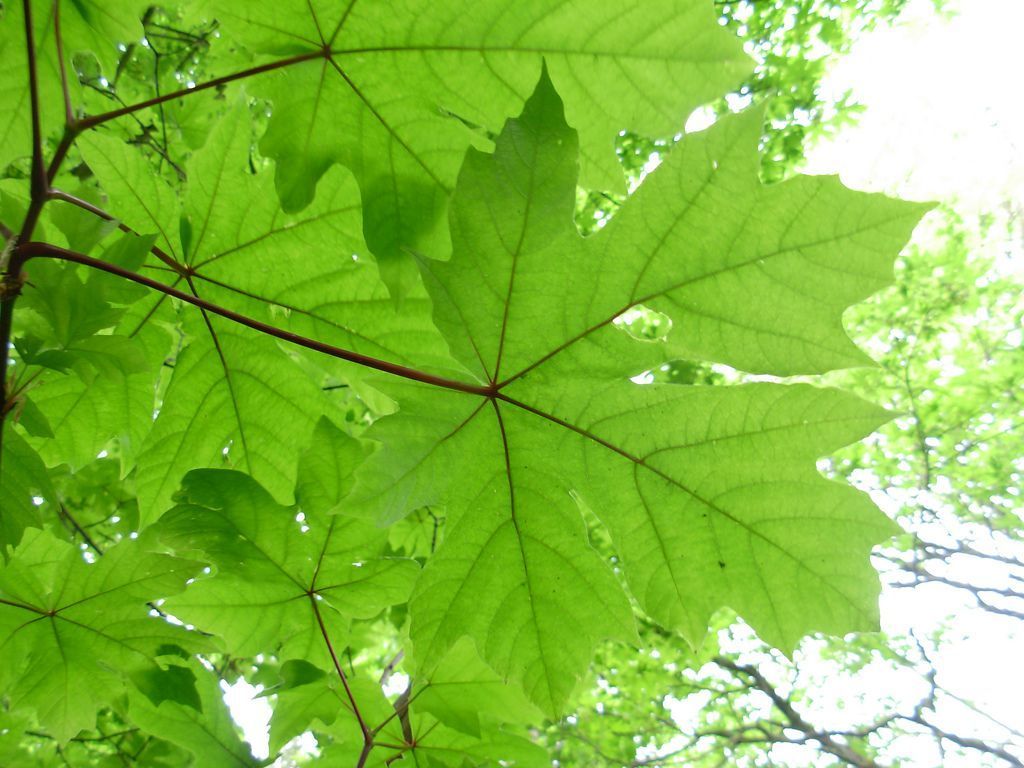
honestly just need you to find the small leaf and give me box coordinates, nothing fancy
[129,661,202,712]
[128,657,257,768]
[158,422,418,666]
[0,428,53,551]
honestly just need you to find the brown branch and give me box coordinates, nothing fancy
[713,656,884,768]
[46,128,77,184]
[903,714,1024,767]
[2,0,48,463]
[15,242,492,395]
[919,538,1024,570]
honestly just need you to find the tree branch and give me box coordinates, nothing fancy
[902,714,1024,767]
[77,49,330,131]
[16,241,492,395]
[2,0,48,462]
[18,0,47,239]
[713,656,883,768]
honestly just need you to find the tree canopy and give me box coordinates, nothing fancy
[2,1,1018,767]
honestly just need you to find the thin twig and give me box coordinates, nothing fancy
[53,0,74,125]
[77,49,329,131]
[58,504,104,555]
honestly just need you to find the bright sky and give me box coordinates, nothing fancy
[226,2,1024,763]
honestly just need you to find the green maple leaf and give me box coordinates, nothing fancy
[192,0,751,291]
[158,418,418,666]
[0,529,204,741]
[270,659,546,768]
[415,636,544,737]
[349,72,930,714]
[0,3,941,762]
[269,670,390,759]
[78,100,455,520]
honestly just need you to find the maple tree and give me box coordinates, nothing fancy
[0,1,933,765]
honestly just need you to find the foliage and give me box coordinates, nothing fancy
[0,1,945,766]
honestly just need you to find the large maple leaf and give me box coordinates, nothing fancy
[349,72,930,714]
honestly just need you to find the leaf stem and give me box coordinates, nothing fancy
[0,596,46,614]
[46,188,184,271]
[15,242,493,396]
[76,49,329,131]
[309,595,375,764]
[58,504,104,555]
[53,0,74,126]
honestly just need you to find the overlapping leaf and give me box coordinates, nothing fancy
[192,0,751,290]
[15,236,161,472]
[157,419,418,666]
[128,656,257,768]
[0,529,202,740]
[350,73,930,714]
[0,429,53,550]
[0,2,934,761]
[269,656,546,768]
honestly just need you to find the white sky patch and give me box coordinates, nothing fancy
[383,671,410,699]
[804,0,1024,211]
[221,679,271,759]
[660,2,1024,762]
